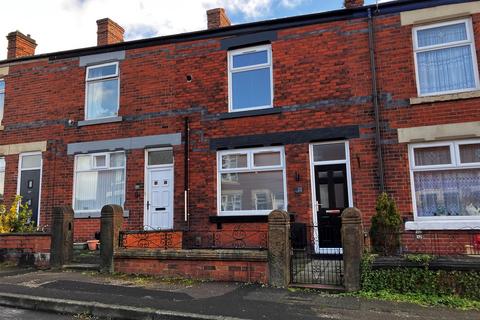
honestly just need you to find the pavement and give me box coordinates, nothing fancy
[0,267,478,320]
[0,306,71,320]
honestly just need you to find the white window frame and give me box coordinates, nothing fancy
[72,151,126,214]
[0,157,5,200]
[408,139,480,227]
[228,44,274,112]
[0,78,4,125]
[413,18,480,97]
[85,62,120,120]
[217,146,287,216]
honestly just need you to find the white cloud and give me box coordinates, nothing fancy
[0,0,274,60]
[280,0,305,9]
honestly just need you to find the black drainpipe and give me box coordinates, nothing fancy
[368,8,385,193]
[184,117,190,229]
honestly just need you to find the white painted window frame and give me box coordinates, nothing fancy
[217,146,287,216]
[85,62,120,120]
[0,156,5,200]
[72,151,126,214]
[408,139,480,227]
[0,78,4,125]
[16,152,43,225]
[228,44,274,112]
[412,18,480,97]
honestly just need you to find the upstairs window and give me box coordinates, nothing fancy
[228,45,273,112]
[413,19,479,96]
[85,62,119,120]
[0,80,4,125]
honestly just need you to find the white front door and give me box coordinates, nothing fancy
[146,168,174,230]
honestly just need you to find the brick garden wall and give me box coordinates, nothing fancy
[0,233,51,267]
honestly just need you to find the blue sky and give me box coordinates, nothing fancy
[0,0,394,59]
[229,0,385,23]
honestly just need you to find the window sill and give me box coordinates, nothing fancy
[219,108,281,120]
[74,209,129,219]
[77,116,123,127]
[0,125,3,131]
[410,90,480,105]
[405,220,480,231]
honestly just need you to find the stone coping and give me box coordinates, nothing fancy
[115,248,268,262]
[0,232,51,237]
[372,256,480,271]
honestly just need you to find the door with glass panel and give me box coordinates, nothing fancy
[18,153,42,224]
[145,149,174,230]
[310,142,352,252]
[314,164,348,249]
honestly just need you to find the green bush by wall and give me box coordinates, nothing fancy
[361,255,480,301]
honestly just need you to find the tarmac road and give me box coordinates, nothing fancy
[0,306,72,320]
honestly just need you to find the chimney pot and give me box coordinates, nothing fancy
[6,31,37,59]
[96,18,125,46]
[207,8,231,30]
[344,0,364,9]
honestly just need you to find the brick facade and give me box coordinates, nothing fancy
[0,0,479,246]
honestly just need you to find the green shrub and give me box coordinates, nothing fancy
[361,254,480,301]
[369,193,402,255]
[0,195,36,233]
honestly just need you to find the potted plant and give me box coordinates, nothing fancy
[86,239,99,251]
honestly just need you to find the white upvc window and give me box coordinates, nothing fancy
[217,147,287,216]
[0,79,4,125]
[228,44,273,112]
[413,18,480,96]
[85,62,120,120]
[73,151,126,213]
[408,140,480,224]
[0,157,5,200]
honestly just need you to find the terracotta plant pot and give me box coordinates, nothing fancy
[87,240,99,251]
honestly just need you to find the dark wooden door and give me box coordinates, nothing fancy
[314,164,348,248]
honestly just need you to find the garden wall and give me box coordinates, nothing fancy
[114,249,268,283]
[0,233,51,268]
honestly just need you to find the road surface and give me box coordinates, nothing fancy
[0,306,73,319]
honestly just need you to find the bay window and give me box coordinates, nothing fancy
[228,45,273,112]
[85,62,120,120]
[74,152,125,213]
[409,140,480,221]
[217,147,286,215]
[413,19,479,96]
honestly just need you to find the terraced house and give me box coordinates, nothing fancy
[0,0,479,262]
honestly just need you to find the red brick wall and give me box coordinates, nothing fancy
[114,258,267,283]
[0,233,51,267]
[0,6,479,244]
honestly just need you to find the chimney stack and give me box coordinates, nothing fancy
[6,31,37,59]
[344,0,364,9]
[96,18,124,46]
[207,8,231,30]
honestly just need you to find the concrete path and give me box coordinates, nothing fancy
[0,267,478,320]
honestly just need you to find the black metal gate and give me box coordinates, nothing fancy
[290,224,344,287]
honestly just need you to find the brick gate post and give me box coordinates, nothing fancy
[341,207,364,292]
[268,210,291,287]
[50,206,74,267]
[100,204,123,273]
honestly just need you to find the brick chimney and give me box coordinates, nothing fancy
[96,18,124,46]
[207,8,231,30]
[344,0,364,9]
[6,31,37,59]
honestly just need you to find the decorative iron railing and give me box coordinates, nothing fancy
[369,230,480,256]
[118,225,268,250]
